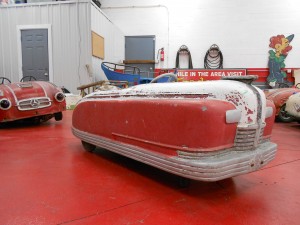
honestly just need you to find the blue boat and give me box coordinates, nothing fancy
[102,62,154,86]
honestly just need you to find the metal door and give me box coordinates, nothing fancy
[21,29,49,81]
[125,36,155,78]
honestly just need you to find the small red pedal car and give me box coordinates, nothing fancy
[264,86,300,122]
[72,75,277,182]
[0,76,66,124]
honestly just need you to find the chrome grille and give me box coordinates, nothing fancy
[17,97,51,111]
[234,126,264,150]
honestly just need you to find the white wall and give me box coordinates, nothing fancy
[91,2,125,81]
[100,0,300,69]
[0,1,92,93]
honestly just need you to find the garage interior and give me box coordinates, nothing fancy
[1,112,299,225]
[1,0,300,225]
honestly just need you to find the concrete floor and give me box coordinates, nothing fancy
[0,110,299,225]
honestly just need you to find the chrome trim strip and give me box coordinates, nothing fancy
[112,132,233,152]
[72,127,277,182]
[17,97,52,111]
[234,123,265,150]
[17,83,33,88]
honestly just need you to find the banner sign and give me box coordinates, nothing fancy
[176,69,247,81]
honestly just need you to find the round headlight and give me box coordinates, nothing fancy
[0,99,11,110]
[55,92,65,102]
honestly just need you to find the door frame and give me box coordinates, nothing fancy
[16,24,53,82]
[125,35,156,60]
[125,35,156,78]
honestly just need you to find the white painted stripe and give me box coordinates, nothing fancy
[34,82,48,97]
[4,85,18,103]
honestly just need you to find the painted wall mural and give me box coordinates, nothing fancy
[267,34,294,87]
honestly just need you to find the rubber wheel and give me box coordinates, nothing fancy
[178,177,191,188]
[277,104,294,122]
[54,112,63,121]
[82,141,96,152]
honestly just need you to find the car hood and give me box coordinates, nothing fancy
[0,81,50,101]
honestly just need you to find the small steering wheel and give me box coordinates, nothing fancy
[20,76,37,82]
[0,77,11,84]
[150,73,178,83]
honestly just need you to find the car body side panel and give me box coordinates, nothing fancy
[73,99,238,156]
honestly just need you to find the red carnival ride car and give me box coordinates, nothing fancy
[286,92,300,122]
[72,75,277,182]
[264,83,300,122]
[0,76,66,124]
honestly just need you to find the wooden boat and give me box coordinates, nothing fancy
[72,75,277,182]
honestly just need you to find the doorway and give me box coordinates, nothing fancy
[124,36,155,78]
[17,25,53,82]
[21,29,49,81]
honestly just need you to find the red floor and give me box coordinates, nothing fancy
[0,110,299,225]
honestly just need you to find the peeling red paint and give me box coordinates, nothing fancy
[225,91,245,107]
[248,116,253,123]
[245,107,254,115]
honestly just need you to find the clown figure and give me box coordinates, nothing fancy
[267,34,294,87]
